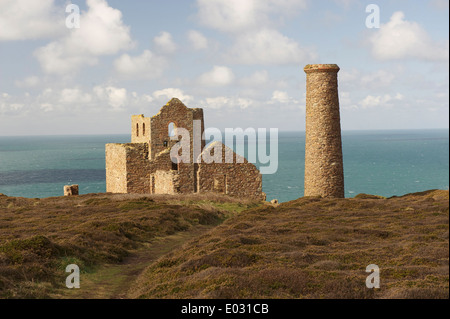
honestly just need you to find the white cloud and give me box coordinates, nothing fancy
[114,50,167,79]
[195,0,314,66]
[199,92,305,111]
[268,90,303,109]
[15,76,40,88]
[93,85,128,110]
[187,30,208,50]
[200,96,230,109]
[59,88,92,105]
[34,41,98,74]
[1,86,194,116]
[367,11,449,62]
[196,0,264,33]
[10,103,24,111]
[339,91,359,110]
[152,88,194,104]
[40,103,54,112]
[198,66,235,86]
[339,68,359,83]
[32,85,128,112]
[198,96,255,110]
[271,90,290,104]
[0,0,63,41]
[359,93,404,109]
[34,0,134,74]
[236,98,254,109]
[153,31,177,54]
[226,29,317,65]
[1,92,29,115]
[0,93,10,114]
[239,70,269,87]
[129,91,154,107]
[196,0,307,33]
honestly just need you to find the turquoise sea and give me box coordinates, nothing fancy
[0,130,448,203]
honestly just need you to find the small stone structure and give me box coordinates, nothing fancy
[64,184,79,196]
[105,98,265,200]
[304,64,345,198]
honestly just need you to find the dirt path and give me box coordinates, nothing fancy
[55,225,211,299]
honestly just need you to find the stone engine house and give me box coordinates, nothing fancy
[105,98,265,200]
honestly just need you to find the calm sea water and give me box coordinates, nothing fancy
[0,130,448,202]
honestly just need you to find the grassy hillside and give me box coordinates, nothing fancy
[0,190,448,299]
[131,190,449,299]
[0,192,258,298]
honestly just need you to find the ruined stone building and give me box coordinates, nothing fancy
[105,98,265,200]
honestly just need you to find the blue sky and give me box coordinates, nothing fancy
[0,0,448,135]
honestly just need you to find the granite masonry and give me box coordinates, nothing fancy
[304,64,345,198]
[63,184,79,196]
[105,98,265,200]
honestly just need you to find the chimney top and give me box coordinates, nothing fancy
[304,64,340,73]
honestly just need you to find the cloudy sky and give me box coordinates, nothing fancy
[0,0,448,136]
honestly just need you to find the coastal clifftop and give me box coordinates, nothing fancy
[0,190,448,299]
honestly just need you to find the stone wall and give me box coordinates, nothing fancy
[148,148,175,194]
[63,184,79,196]
[125,143,151,194]
[197,142,264,200]
[192,107,206,151]
[131,114,151,144]
[149,148,173,173]
[148,98,204,193]
[153,170,179,194]
[150,151,197,194]
[105,143,128,193]
[149,98,204,163]
[304,64,345,198]
[177,163,197,194]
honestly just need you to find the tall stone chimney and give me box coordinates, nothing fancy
[304,64,344,198]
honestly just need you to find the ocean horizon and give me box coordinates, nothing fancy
[0,129,448,202]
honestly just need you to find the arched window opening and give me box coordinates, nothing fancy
[142,123,146,136]
[168,122,175,137]
[136,123,139,136]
